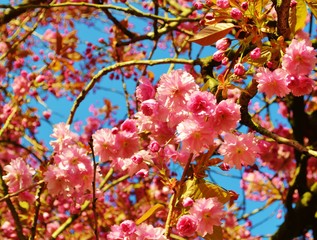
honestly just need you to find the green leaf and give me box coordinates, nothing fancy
[178,178,230,204]
[19,201,29,210]
[189,23,234,46]
[135,203,165,225]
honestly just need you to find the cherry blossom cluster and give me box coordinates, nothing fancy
[93,70,259,175]
[43,123,94,210]
[256,33,317,98]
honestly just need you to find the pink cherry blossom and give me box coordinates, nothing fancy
[136,76,155,102]
[212,99,241,133]
[255,67,290,98]
[189,197,224,237]
[282,38,316,76]
[187,90,216,117]
[286,75,315,96]
[135,223,167,240]
[157,69,198,112]
[50,122,79,153]
[3,157,35,192]
[12,75,30,97]
[92,128,118,161]
[177,118,215,153]
[176,215,198,237]
[218,132,259,169]
[141,99,159,116]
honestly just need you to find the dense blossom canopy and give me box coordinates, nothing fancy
[0,0,317,239]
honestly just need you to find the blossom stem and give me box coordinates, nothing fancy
[165,154,193,237]
[89,140,99,240]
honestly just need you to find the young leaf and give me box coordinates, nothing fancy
[189,23,234,46]
[294,0,308,32]
[135,203,165,225]
[178,178,230,204]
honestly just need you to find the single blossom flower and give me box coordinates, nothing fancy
[282,38,317,76]
[255,67,290,98]
[176,215,198,237]
[218,132,259,169]
[189,198,224,237]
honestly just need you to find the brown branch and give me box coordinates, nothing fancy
[0,0,46,26]
[272,0,291,39]
[30,181,45,240]
[238,79,317,158]
[0,165,26,240]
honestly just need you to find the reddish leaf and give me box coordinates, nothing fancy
[189,23,234,46]
[55,29,63,55]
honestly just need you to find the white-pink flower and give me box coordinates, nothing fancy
[282,39,317,76]
[92,128,118,162]
[218,132,259,169]
[187,90,216,117]
[157,70,198,112]
[255,67,290,98]
[177,118,215,153]
[50,122,79,153]
[3,157,35,192]
[212,99,241,133]
[286,75,315,96]
[12,75,30,97]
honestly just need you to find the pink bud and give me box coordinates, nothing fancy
[213,50,226,62]
[231,8,243,20]
[250,47,261,60]
[194,1,203,10]
[216,0,230,8]
[234,63,246,76]
[43,110,51,120]
[182,197,194,207]
[241,2,249,11]
[132,155,143,164]
[216,38,231,50]
[149,141,160,152]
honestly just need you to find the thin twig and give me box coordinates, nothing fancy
[0,165,26,240]
[88,140,99,240]
[66,58,196,125]
[30,181,45,240]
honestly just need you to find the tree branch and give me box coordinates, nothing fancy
[66,58,196,125]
